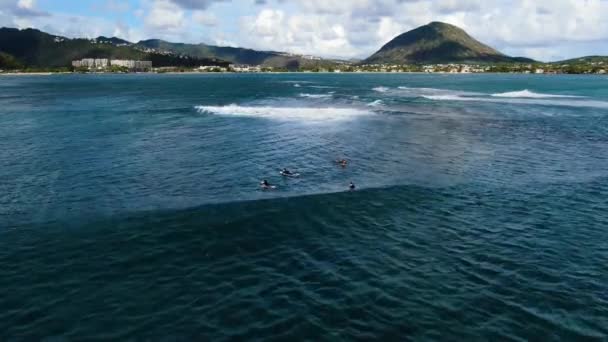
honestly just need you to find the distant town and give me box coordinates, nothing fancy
[1,57,607,75]
[72,58,153,72]
[60,59,608,75]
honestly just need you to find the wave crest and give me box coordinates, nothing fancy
[299,93,332,99]
[492,89,583,98]
[422,94,608,109]
[422,95,464,101]
[373,86,390,93]
[195,104,372,121]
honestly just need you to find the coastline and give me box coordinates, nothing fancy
[0,72,55,76]
[1,71,605,76]
[0,72,75,76]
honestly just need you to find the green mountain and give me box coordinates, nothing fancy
[95,36,132,46]
[135,39,339,69]
[554,56,608,64]
[0,51,23,69]
[365,22,534,64]
[0,27,229,69]
[137,39,277,65]
[0,27,342,70]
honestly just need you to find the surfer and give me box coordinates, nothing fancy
[261,179,271,188]
[336,159,348,167]
[349,181,356,191]
[281,168,293,176]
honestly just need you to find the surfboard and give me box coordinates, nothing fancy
[260,184,276,190]
[280,171,300,178]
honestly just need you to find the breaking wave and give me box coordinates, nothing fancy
[299,93,332,99]
[373,86,390,93]
[422,94,608,109]
[492,89,584,98]
[195,104,372,121]
[398,86,481,97]
[399,87,582,100]
[308,85,339,89]
[397,86,450,92]
[422,95,465,101]
[396,86,603,109]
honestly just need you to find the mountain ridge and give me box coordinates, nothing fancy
[364,21,534,64]
[2,24,608,70]
[555,55,608,64]
[0,27,340,70]
[134,39,339,69]
[0,27,229,69]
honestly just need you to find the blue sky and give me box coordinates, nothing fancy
[2,0,608,61]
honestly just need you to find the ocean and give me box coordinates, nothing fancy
[1,73,607,340]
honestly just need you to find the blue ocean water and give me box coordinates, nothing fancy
[1,73,607,340]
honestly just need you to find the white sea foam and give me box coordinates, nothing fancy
[404,86,602,109]
[422,95,466,101]
[398,86,446,92]
[367,100,384,106]
[492,89,583,98]
[422,94,608,109]
[373,86,390,93]
[400,86,581,99]
[195,104,372,121]
[398,86,481,97]
[299,93,332,99]
[308,85,338,89]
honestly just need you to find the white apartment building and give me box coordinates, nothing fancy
[110,60,152,70]
[72,59,152,71]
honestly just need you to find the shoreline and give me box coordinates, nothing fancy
[0,72,55,76]
[1,71,605,76]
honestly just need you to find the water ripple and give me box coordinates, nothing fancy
[1,74,608,340]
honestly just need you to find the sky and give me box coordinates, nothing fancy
[1,0,608,61]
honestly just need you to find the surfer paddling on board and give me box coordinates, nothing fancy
[280,168,300,177]
[260,179,275,190]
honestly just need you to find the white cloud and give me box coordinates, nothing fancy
[1,0,48,17]
[213,37,238,47]
[144,0,185,31]
[16,0,32,9]
[241,9,359,57]
[299,0,373,14]
[436,0,481,14]
[274,0,608,60]
[192,10,218,26]
[377,17,404,43]
[1,0,608,61]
